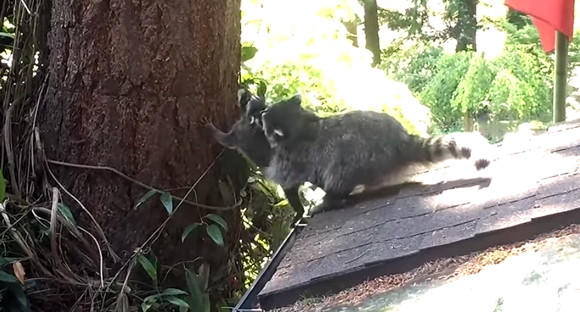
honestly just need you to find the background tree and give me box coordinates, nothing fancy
[363,0,381,66]
[450,0,478,52]
[38,0,243,305]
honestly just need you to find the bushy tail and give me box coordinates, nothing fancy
[419,132,491,170]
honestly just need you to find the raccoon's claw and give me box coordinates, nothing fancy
[201,117,214,128]
[202,119,221,137]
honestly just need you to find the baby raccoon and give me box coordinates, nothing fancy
[205,89,306,223]
[260,94,491,209]
[205,89,271,167]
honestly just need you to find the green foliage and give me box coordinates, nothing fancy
[135,189,158,209]
[388,14,565,134]
[206,224,224,247]
[57,203,76,226]
[185,267,210,312]
[137,258,212,312]
[452,54,498,115]
[181,223,201,243]
[180,213,229,247]
[488,49,552,120]
[137,254,158,284]
[0,258,31,312]
[418,51,474,131]
[382,43,445,94]
[378,0,429,39]
[141,288,190,312]
[240,0,432,135]
[160,192,173,214]
[206,214,228,231]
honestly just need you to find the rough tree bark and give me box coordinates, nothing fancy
[40,0,242,289]
[363,0,380,67]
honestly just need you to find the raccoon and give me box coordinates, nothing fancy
[260,94,491,210]
[205,89,271,167]
[205,89,306,223]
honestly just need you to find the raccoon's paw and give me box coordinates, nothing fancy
[200,117,213,127]
[201,118,220,134]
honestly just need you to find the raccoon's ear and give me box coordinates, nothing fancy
[288,94,302,106]
[237,89,251,108]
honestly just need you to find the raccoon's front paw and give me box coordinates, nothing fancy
[201,117,214,129]
[201,118,221,136]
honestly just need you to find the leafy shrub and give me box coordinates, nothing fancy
[451,54,498,117]
[381,42,445,95]
[418,51,474,132]
[389,16,564,134]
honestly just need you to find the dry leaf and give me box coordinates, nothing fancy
[13,261,25,284]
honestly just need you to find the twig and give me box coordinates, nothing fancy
[0,202,52,277]
[77,226,105,288]
[49,187,59,264]
[114,258,135,312]
[46,159,240,211]
[4,105,21,198]
[45,163,121,263]
[19,0,31,15]
[160,258,201,285]
[31,207,97,257]
[0,206,30,237]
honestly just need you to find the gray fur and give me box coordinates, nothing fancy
[205,89,272,167]
[206,89,306,223]
[261,95,491,204]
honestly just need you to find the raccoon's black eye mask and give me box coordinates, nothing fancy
[249,108,267,128]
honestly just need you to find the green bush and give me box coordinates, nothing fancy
[381,42,445,95]
[387,17,561,134]
[452,54,498,117]
[488,49,552,121]
[418,51,474,132]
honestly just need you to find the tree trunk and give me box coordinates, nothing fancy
[363,0,380,66]
[455,0,477,52]
[40,0,241,289]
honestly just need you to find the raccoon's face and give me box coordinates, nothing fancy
[246,97,267,129]
[238,88,267,129]
[261,94,306,148]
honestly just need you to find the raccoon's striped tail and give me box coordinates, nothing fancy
[419,132,491,170]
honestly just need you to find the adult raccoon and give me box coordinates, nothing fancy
[260,94,491,210]
[205,89,306,223]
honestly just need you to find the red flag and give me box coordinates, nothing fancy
[505,0,575,53]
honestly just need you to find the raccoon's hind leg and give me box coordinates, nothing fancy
[283,186,305,224]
